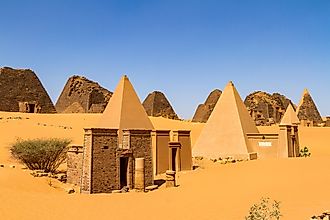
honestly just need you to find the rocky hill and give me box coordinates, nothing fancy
[142,91,179,120]
[244,91,292,126]
[55,75,112,113]
[192,89,222,123]
[0,67,56,113]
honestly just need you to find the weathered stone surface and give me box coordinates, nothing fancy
[0,67,56,113]
[142,91,179,120]
[55,75,112,113]
[296,89,323,126]
[192,89,222,123]
[244,91,292,126]
[78,128,153,194]
[67,145,84,185]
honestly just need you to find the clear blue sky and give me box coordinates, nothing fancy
[1,0,329,119]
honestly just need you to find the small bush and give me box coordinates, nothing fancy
[299,146,311,157]
[11,138,71,173]
[245,197,282,220]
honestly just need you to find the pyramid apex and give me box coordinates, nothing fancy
[228,81,234,86]
[280,102,300,126]
[303,88,310,95]
[98,74,154,133]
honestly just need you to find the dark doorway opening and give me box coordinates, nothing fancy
[28,104,35,113]
[171,148,177,171]
[120,157,129,188]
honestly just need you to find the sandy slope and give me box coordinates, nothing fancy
[1,158,330,219]
[1,112,330,219]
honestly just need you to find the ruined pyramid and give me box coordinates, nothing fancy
[296,89,323,126]
[56,75,112,113]
[142,91,179,120]
[192,89,222,123]
[280,102,300,126]
[98,75,154,138]
[193,81,259,159]
[0,67,56,113]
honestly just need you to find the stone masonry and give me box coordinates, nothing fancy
[192,89,222,123]
[0,67,56,113]
[74,128,153,194]
[56,75,112,113]
[67,145,84,185]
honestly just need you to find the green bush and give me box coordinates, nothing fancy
[299,147,311,157]
[11,138,71,173]
[245,197,282,220]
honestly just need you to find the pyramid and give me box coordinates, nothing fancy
[280,102,300,126]
[296,89,323,125]
[98,75,154,137]
[192,89,222,123]
[56,75,112,113]
[0,67,56,113]
[142,91,179,120]
[193,81,259,159]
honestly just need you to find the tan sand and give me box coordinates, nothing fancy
[1,111,330,219]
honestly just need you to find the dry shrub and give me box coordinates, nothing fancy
[245,197,282,220]
[11,138,71,173]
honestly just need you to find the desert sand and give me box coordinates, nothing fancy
[1,111,330,219]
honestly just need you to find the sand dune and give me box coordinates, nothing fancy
[1,112,330,219]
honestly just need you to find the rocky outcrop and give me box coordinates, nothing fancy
[55,75,112,113]
[0,67,56,113]
[192,89,222,123]
[296,89,323,126]
[142,91,179,120]
[244,91,292,126]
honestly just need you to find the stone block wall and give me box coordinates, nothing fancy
[123,130,153,188]
[81,128,118,194]
[67,145,84,185]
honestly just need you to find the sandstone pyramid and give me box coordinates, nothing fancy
[142,91,179,120]
[55,75,112,113]
[296,89,323,125]
[193,81,259,159]
[98,75,154,138]
[0,67,56,113]
[244,91,292,126]
[280,102,300,126]
[192,89,222,122]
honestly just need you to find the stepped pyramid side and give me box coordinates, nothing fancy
[192,89,222,122]
[142,91,179,120]
[193,82,258,159]
[296,89,323,125]
[0,67,56,113]
[55,75,112,113]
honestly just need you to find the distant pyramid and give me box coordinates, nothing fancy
[56,75,112,113]
[192,89,222,122]
[296,89,323,125]
[193,81,259,159]
[0,67,56,113]
[280,102,300,126]
[142,91,179,120]
[98,75,154,138]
